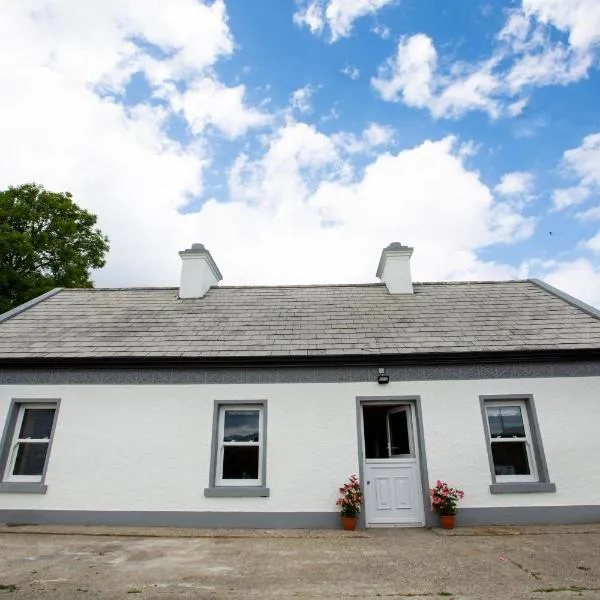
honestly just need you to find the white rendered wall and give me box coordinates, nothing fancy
[0,376,599,513]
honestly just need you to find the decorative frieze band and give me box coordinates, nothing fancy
[2,360,600,385]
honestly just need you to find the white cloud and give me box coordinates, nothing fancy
[294,0,396,42]
[496,172,535,196]
[0,0,270,287]
[523,0,600,50]
[576,205,600,222]
[168,78,270,138]
[505,43,592,93]
[341,64,360,80]
[0,0,536,291]
[12,0,598,305]
[553,186,591,209]
[195,130,533,286]
[507,98,529,116]
[457,140,480,159]
[1,0,234,90]
[583,231,600,253]
[372,0,599,119]
[553,132,600,211]
[290,85,316,114]
[372,34,437,106]
[293,0,325,35]
[512,116,546,138]
[372,37,507,119]
[363,123,395,147]
[372,23,391,39]
[434,60,502,119]
[332,122,395,154]
[497,9,534,48]
[562,132,600,187]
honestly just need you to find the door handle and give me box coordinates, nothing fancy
[366,480,370,485]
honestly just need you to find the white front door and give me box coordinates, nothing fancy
[362,404,424,527]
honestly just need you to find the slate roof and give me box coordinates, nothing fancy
[1,280,600,360]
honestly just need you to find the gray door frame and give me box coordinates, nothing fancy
[356,395,433,528]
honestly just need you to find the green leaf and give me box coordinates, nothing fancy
[0,183,109,312]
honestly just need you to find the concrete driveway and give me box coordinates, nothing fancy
[0,524,599,599]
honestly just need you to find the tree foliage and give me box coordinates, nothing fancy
[0,183,109,314]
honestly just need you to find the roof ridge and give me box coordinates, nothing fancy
[57,279,534,292]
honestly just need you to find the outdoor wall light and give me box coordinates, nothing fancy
[377,368,390,384]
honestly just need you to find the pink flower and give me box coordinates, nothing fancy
[337,475,363,515]
[429,480,464,515]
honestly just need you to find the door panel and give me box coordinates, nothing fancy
[374,477,391,510]
[393,475,412,509]
[364,462,422,524]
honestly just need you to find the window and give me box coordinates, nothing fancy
[480,396,555,494]
[0,401,59,494]
[204,401,269,497]
[486,401,537,482]
[217,407,262,485]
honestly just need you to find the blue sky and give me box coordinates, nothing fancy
[1,0,600,307]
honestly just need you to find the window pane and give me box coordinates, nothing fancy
[223,410,259,443]
[389,410,411,456]
[19,409,55,440]
[12,443,49,476]
[222,446,259,480]
[487,406,525,438]
[491,441,531,475]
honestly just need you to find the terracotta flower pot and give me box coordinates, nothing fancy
[341,516,358,531]
[439,514,456,529]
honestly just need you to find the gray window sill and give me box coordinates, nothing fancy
[204,487,270,498]
[0,482,47,494]
[490,482,556,494]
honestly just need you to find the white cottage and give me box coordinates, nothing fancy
[1,243,600,528]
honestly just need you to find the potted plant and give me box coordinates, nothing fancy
[336,474,363,531]
[430,480,465,529]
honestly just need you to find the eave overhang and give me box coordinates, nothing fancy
[2,348,600,370]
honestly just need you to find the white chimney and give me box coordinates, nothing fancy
[178,243,223,299]
[376,243,414,294]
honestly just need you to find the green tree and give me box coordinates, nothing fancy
[0,183,109,314]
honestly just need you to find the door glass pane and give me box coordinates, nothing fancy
[13,443,49,476]
[222,446,259,480]
[388,410,411,456]
[487,406,525,438]
[19,408,55,440]
[223,410,259,442]
[363,406,388,459]
[491,441,530,475]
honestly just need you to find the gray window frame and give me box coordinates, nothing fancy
[0,399,61,494]
[480,395,556,494]
[204,400,269,498]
